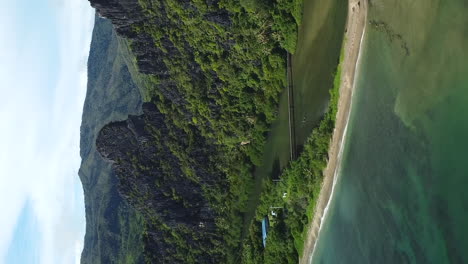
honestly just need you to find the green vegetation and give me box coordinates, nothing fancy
[241,50,343,263]
[87,0,346,262]
[109,0,309,262]
[117,207,145,264]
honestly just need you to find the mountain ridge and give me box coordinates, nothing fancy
[79,15,144,264]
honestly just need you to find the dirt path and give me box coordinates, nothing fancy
[299,0,368,263]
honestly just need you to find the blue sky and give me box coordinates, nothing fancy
[0,0,94,263]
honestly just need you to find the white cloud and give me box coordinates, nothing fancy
[0,0,94,263]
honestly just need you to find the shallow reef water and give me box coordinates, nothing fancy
[312,0,468,263]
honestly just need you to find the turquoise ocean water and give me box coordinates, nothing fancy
[312,0,468,263]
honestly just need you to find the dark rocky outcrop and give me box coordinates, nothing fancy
[88,0,231,113]
[89,0,171,76]
[204,9,232,27]
[82,1,232,262]
[96,102,225,263]
[84,0,250,262]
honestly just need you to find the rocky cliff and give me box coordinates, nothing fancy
[84,0,301,262]
[90,0,166,75]
[83,1,236,262]
[89,0,235,124]
[96,102,225,263]
[89,0,230,76]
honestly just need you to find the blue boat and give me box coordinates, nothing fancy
[261,217,269,247]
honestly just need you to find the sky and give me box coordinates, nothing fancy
[0,0,94,263]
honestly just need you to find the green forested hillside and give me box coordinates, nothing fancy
[83,0,342,263]
[87,0,309,262]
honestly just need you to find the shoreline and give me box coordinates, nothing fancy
[299,0,368,263]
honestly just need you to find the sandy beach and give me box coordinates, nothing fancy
[299,0,368,263]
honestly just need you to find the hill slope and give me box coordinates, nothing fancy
[83,0,306,262]
[79,16,144,264]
